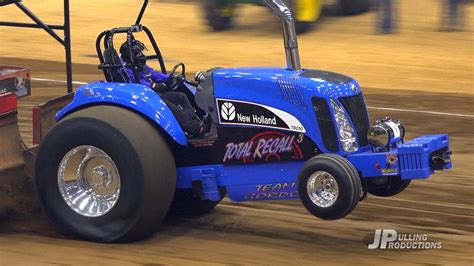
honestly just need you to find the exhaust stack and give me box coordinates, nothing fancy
[264,0,301,70]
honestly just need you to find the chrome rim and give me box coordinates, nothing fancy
[307,171,339,208]
[57,145,121,217]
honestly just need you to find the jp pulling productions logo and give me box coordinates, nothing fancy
[368,229,442,250]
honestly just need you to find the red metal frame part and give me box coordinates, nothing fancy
[0,92,17,114]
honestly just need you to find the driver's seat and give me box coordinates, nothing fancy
[103,47,131,83]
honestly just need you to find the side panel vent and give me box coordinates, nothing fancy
[278,76,306,108]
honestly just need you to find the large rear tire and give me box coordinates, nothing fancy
[298,154,361,220]
[35,106,176,242]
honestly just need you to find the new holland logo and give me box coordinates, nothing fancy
[220,102,236,121]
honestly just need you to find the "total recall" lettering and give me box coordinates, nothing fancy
[223,135,295,162]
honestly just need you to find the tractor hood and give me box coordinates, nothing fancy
[212,67,361,101]
[210,67,367,154]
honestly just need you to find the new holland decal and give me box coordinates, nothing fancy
[217,99,306,133]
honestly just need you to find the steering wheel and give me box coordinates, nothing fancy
[165,63,187,90]
[167,63,186,85]
[166,62,200,89]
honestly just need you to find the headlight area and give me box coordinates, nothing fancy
[329,99,358,152]
[367,117,405,151]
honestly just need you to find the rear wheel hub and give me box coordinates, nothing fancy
[57,145,121,217]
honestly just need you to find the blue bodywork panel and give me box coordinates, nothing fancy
[398,134,452,179]
[212,67,363,155]
[176,134,451,202]
[177,162,303,202]
[347,134,451,179]
[56,81,187,145]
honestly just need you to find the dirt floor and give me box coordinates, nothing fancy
[0,0,473,265]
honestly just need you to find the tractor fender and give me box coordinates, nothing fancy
[56,81,187,146]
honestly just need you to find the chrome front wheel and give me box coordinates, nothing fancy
[298,154,361,220]
[306,171,339,208]
[58,145,121,217]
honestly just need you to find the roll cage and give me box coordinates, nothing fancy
[96,0,168,83]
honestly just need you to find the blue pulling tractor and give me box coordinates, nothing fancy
[35,0,452,242]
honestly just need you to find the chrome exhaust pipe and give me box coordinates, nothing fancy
[264,0,301,70]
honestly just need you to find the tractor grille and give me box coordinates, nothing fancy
[311,97,339,152]
[338,93,370,146]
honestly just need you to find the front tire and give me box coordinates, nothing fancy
[298,154,361,220]
[367,176,411,197]
[35,106,176,242]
